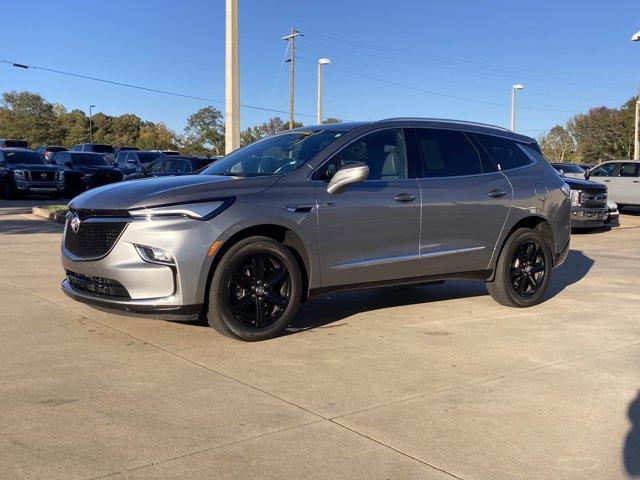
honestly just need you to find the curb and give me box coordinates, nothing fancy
[32,207,67,224]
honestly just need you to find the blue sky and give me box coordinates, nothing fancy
[2,0,639,137]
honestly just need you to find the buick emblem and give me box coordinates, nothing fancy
[40,172,47,179]
[70,214,82,234]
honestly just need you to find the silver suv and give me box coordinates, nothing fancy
[61,119,571,341]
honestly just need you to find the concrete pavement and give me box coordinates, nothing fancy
[1,212,639,479]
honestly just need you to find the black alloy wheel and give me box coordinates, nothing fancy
[509,240,546,298]
[226,253,291,329]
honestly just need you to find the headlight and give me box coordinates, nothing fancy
[569,189,581,206]
[12,170,26,180]
[57,170,65,181]
[128,199,233,221]
[135,245,175,265]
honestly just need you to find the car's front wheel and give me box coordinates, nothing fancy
[206,236,302,341]
[486,228,553,307]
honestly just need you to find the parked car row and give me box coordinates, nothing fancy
[0,139,220,199]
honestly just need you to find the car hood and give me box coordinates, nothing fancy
[69,174,281,210]
[563,177,606,191]
[8,163,59,171]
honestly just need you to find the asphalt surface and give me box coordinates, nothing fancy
[1,211,639,479]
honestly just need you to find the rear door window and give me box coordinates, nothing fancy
[473,133,533,171]
[411,128,482,178]
[619,163,639,177]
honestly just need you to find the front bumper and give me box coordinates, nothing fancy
[15,180,64,193]
[60,214,224,317]
[571,207,609,229]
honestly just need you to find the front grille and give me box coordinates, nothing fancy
[29,170,57,182]
[65,220,127,258]
[581,189,607,209]
[69,208,130,218]
[66,270,130,298]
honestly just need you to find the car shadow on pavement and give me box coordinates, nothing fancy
[288,280,488,332]
[545,249,594,298]
[624,391,640,476]
[0,218,64,235]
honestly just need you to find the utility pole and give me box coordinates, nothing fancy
[225,0,240,154]
[635,99,639,160]
[317,58,331,124]
[282,27,302,129]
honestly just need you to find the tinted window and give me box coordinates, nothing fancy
[2,140,28,148]
[137,152,163,164]
[412,128,482,178]
[590,163,618,177]
[89,144,114,154]
[474,134,533,171]
[164,159,192,173]
[147,158,165,173]
[3,150,47,165]
[54,152,68,166]
[70,153,111,166]
[620,163,639,177]
[116,152,128,166]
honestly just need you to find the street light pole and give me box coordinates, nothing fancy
[89,105,96,142]
[632,30,640,160]
[225,0,240,154]
[316,58,331,124]
[510,84,524,132]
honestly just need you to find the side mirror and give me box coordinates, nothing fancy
[584,170,590,180]
[558,169,565,177]
[326,162,369,194]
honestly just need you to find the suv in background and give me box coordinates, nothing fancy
[70,143,116,164]
[61,118,571,341]
[124,155,214,180]
[53,151,123,196]
[587,160,640,209]
[36,145,68,163]
[0,148,64,198]
[115,150,165,177]
[0,139,29,149]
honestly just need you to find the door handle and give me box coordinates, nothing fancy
[633,180,639,183]
[604,179,611,182]
[394,193,416,202]
[488,189,507,198]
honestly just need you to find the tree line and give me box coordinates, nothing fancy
[0,90,341,156]
[539,96,637,165]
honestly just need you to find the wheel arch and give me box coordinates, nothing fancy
[198,223,312,311]
[488,215,555,281]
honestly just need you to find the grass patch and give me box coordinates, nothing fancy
[41,204,68,215]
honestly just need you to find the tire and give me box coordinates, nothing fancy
[486,228,553,308]
[206,236,302,341]
[0,179,15,199]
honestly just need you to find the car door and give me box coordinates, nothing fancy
[412,128,513,275]
[589,162,622,202]
[615,163,640,205]
[314,128,422,287]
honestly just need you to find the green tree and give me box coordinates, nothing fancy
[137,122,176,150]
[538,125,576,163]
[322,117,342,124]
[0,91,62,146]
[183,106,225,154]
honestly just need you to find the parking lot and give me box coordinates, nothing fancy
[0,211,639,479]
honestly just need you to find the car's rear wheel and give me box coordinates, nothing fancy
[486,228,553,307]
[206,236,302,341]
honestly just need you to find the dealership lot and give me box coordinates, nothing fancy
[1,212,639,479]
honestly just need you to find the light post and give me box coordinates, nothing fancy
[632,30,640,160]
[316,58,331,124]
[89,105,96,143]
[510,84,524,132]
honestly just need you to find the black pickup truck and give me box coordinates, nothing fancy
[564,177,617,229]
[0,148,64,199]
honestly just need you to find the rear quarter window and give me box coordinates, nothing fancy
[473,133,534,171]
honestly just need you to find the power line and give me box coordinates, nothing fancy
[297,56,578,113]
[0,58,318,119]
[303,32,637,89]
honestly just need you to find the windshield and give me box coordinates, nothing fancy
[72,153,111,166]
[90,144,115,153]
[3,150,47,165]
[553,164,584,174]
[200,130,347,177]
